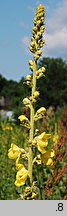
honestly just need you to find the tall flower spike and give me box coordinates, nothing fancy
[8,5,55,199]
[28,4,45,184]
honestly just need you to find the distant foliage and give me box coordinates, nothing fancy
[37,57,67,108]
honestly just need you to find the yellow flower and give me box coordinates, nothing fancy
[16,163,24,170]
[37,132,51,154]
[46,158,53,167]
[33,91,40,98]
[36,67,45,75]
[32,192,37,199]
[23,98,30,108]
[37,107,46,114]
[28,60,34,71]
[18,115,30,128]
[15,167,28,187]
[34,107,46,121]
[8,144,23,159]
[41,149,54,168]
[18,115,28,122]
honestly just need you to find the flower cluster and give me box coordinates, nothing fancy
[30,4,45,57]
[32,132,54,168]
[8,143,28,187]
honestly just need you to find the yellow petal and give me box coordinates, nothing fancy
[15,179,25,187]
[32,192,37,199]
[37,107,46,114]
[37,139,48,147]
[11,143,21,152]
[46,158,53,167]
[38,132,51,140]
[8,144,22,160]
[16,162,24,170]
[26,75,31,81]
[8,150,20,159]
[15,167,28,187]
[37,144,46,154]
[50,150,54,157]
[41,149,54,167]
[18,115,27,122]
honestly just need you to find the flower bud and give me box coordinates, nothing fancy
[40,26,45,34]
[30,41,35,48]
[29,47,35,53]
[34,50,42,61]
[18,115,30,129]
[36,67,45,78]
[34,107,46,121]
[23,97,31,108]
[32,26,38,34]
[26,80,31,86]
[36,11,44,19]
[26,75,31,81]
[39,39,45,48]
[33,91,40,99]
[29,60,34,71]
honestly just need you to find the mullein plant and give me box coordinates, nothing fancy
[8,4,55,200]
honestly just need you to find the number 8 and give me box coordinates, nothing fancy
[58,203,63,211]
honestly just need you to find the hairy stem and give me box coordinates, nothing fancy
[28,60,37,184]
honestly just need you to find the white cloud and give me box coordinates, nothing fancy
[47,0,67,33]
[21,0,67,60]
[45,28,67,49]
[43,0,67,59]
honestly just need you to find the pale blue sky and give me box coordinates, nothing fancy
[0,0,67,81]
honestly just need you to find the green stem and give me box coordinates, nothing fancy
[28,60,37,184]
